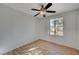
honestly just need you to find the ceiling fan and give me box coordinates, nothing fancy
[31,3,56,17]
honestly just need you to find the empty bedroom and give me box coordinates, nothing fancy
[0,3,79,55]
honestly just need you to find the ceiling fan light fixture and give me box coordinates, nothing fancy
[40,11,44,15]
[31,3,56,17]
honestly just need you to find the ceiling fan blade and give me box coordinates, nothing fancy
[46,10,56,13]
[44,3,52,9]
[31,8,40,11]
[34,13,40,17]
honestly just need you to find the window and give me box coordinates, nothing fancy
[49,17,63,36]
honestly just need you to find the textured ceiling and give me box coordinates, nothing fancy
[4,3,79,18]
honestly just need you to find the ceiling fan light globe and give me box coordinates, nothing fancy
[40,11,44,15]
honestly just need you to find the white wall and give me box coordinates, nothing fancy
[39,9,79,49]
[77,9,79,49]
[0,4,39,54]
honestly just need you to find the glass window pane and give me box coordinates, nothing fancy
[49,17,63,36]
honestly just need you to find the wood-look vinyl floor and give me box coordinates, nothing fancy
[4,39,79,55]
